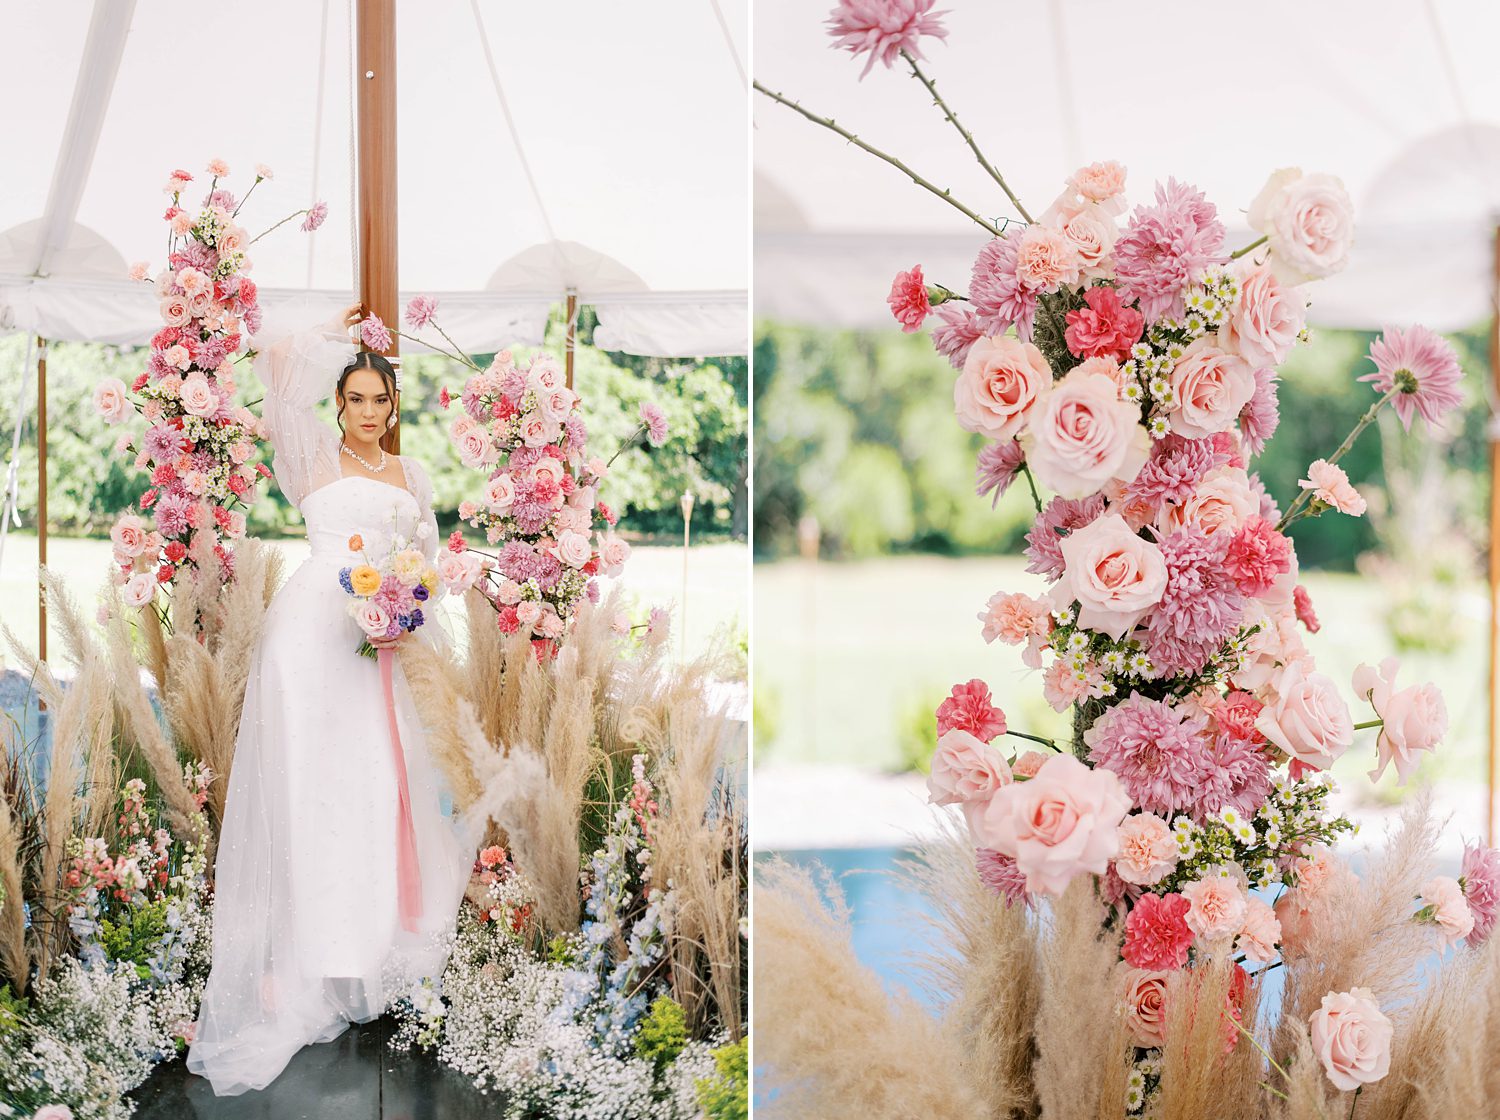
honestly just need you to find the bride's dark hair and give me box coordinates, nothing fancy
[335,351,400,451]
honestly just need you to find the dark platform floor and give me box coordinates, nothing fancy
[127,1014,505,1119]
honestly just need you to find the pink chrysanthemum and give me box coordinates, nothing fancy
[969,227,1039,342]
[152,491,192,538]
[1144,528,1243,677]
[1123,435,1228,511]
[1238,366,1281,457]
[1122,891,1194,971]
[887,264,931,332]
[1223,517,1292,598]
[405,295,439,330]
[640,401,669,446]
[930,302,983,370]
[1084,692,1213,817]
[358,313,392,353]
[1113,179,1226,323]
[1293,585,1321,633]
[1193,731,1272,820]
[1024,494,1106,580]
[976,848,1032,908]
[976,439,1026,507]
[825,0,948,79]
[935,679,1007,742]
[300,200,329,232]
[1361,324,1463,432]
[1461,844,1500,947]
[142,424,188,462]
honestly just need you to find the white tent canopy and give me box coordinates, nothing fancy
[754,0,1500,333]
[1,0,748,357]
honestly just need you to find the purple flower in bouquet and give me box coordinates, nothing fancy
[358,313,392,353]
[142,423,188,462]
[405,295,439,329]
[1461,844,1500,947]
[1361,324,1463,432]
[930,302,982,370]
[563,415,587,454]
[208,189,237,211]
[1084,693,1213,817]
[170,241,218,274]
[976,848,1031,909]
[1023,494,1106,580]
[152,491,192,537]
[1238,366,1281,456]
[976,440,1025,507]
[1194,731,1272,820]
[825,0,948,79]
[640,401,669,447]
[1114,179,1227,323]
[300,201,328,232]
[496,541,544,584]
[1144,527,1244,676]
[500,367,528,401]
[969,228,1038,342]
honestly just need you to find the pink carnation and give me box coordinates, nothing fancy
[935,679,1007,742]
[1181,874,1248,942]
[887,264,931,332]
[1084,693,1213,817]
[1122,891,1194,970]
[975,439,1026,507]
[1114,179,1226,323]
[1360,324,1463,432]
[1064,284,1145,360]
[825,0,948,78]
[1223,517,1292,598]
[1461,844,1500,947]
[1299,459,1365,516]
[975,848,1032,908]
[405,295,439,329]
[930,302,983,370]
[978,590,1051,668]
[1144,527,1243,677]
[1023,493,1106,580]
[970,227,1039,342]
[1293,584,1321,633]
[300,200,328,232]
[640,401,669,447]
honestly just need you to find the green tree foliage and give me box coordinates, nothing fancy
[0,305,747,541]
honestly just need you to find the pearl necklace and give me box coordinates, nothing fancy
[340,442,388,473]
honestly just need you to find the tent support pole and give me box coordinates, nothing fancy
[565,290,578,390]
[1490,224,1499,844]
[37,337,47,672]
[356,0,400,453]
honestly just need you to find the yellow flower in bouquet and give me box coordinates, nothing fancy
[393,548,428,583]
[349,564,382,597]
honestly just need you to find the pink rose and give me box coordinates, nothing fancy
[159,295,192,327]
[926,728,1012,809]
[556,505,591,533]
[1014,224,1082,290]
[1308,987,1392,1092]
[178,376,218,418]
[1024,371,1149,499]
[1156,465,1259,538]
[599,534,631,577]
[557,529,592,569]
[539,387,577,423]
[1180,875,1248,943]
[496,579,523,606]
[971,753,1132,896]
[1114,812,1178,887]
[457,429,494,469]
[587,456,608,480]
[1351,658,1447,784]
[1256,663,1353,770]
[32,1106,76,1120]
[1167,338,1257,440]
[1012,750,1048,778]
[516,601,543,629]
[532,457,566,486]
[484,473,516,514]
[527,358,564,393]
[1247,168,1355,285]
[111,515,148,558]
[1418,876,1474,949]
[1118,966,1171,1049]
[954,335,1053,442]
[93,378,131,424]
[519,414,557,448]
[1299,459,1366,517]
[353,599,393,639]
[220,225,247,253]
[1219,263,1306,369]
[225,511,247,539]
[437,552,479,594]
[538,610,565,639]
[128,261,150,281]
[449,413,478,440]
[1236,897,1282,963]
[1052,513,1167,641]
[121,572,157,608]
[187,290,213,318]
[1050,201,1118,280]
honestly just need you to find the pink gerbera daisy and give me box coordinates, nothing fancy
[825,0,948,79]
[1360,324,1463,432]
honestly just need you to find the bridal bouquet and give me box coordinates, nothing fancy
[339,530,440,659]
[368,295,666,658]
[756,5,1493,1116]
[94,159,329,607]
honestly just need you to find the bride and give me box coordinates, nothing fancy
[186,300,479,1095]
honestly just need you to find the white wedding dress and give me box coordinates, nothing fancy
[186,308,480,1096]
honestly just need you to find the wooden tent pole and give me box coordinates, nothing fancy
[356,0,400,454]
[36,337,47,668]
[1489,224,1500,844]
[564,291,578,391]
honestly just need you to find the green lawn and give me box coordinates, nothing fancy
[753,555,1490,800]
[0,532,747,669]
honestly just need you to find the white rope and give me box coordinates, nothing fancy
[0,333,40,578]
[705,0,746,90]
[305,0,332,290]
[348,0,361,291]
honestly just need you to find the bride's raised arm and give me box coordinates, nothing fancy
[253,301,358,509]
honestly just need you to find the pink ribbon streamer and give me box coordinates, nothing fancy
[378,647,423,932]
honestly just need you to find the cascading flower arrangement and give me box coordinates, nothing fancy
[757,3,1495,1114]
[92,159,329,623]
[372,295,667,660]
